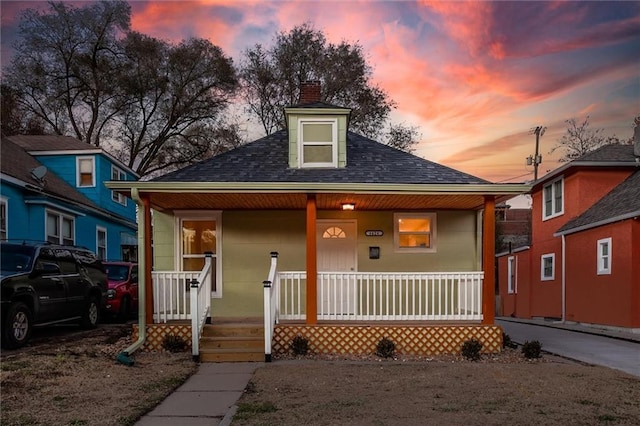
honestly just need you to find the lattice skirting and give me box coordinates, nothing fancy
[273,325,503,356]
[132,324,192,352]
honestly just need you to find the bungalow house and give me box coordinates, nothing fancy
[497,124,640,332]
[1,134,138,261]
[108,82,529,361]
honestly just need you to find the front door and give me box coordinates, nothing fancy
[316,220,357,315]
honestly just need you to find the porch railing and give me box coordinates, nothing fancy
[190,255,213,358]
[263,252,279,362]
[277,271,484,321]
[151,254,212,358]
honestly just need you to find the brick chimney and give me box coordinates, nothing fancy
[634,116,640,157]
[299,81,321,104]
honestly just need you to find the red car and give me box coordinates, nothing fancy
[103,262,138,320]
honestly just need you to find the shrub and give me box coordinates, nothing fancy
[522,340,542,359]
[461,338,483,361]
[375,337,396,358]
[503,332,518,349]
[290,335,310,356]
[161,333,187,353]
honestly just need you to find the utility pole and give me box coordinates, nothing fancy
[526,126,546,181]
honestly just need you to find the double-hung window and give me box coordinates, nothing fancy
[543,178,563,219]
[77,156,95,187]
[507,256,516,294]
[299,119,337,168]
[46,210,75,245]
[597,237,612,275]
[97,227,107,260]
[541,253,555,281]
[394,213,437,253]
[111,166,127,206]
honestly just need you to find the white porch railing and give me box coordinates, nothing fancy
[151,254,212,358]
[263,252,280,362]
[277,271,484,321]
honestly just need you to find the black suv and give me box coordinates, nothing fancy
[1,241,108,349]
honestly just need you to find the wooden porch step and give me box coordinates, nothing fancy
[199,348,265,362]
[200,336,264,350]
[198,322,264,362]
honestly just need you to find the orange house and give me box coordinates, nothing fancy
[498,138,640,332]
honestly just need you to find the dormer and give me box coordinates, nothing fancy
[285,81,351,169]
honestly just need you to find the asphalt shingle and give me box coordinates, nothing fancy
[152,130,488,185]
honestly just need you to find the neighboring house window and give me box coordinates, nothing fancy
[177,211,222,297]
[541,253,555,281]
[77,156,96,187]
[111,166,127,206]
[507,256,516,294]
[597,237,612,275]
[0,198,7,240]
[97,227,107,260]
[542,177,563,219]
[298,119,337,168]
[394,213,437,252]
[46,210,75,245]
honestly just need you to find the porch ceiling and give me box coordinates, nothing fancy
[145,192,491,211]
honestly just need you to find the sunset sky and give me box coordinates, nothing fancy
[1,1,639,184]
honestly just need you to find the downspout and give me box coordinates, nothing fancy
[116,187,147,366]
[561,234,566,323]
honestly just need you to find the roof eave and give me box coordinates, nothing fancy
[107,181,531,196]
[532,161,640,190]
[554,210,640,237]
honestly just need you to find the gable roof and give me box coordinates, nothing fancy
[1,136,99,208]
[8,134,99,152]
[152,130,488,185]
[555,170,640,236]
[8,134,139,178]
[534,144,639,189]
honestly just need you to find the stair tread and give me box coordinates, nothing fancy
[200,347,263,353]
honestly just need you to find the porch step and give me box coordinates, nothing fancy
[199,348,265,363]
[198,322,264,362]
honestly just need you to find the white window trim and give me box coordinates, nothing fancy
[597,237,612,275]
[1,197,7,240]
[97,226,107,260]
[111,166,127,206]
[540,253,555,281]
[542,177,564,220]
[45,209,75,245]
[507,256,516,294]
[298,118,338,168]
[393,212,437,253]
[76,156,96,187]
[174,210,222,298]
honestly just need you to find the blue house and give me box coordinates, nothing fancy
[1,135,138,261]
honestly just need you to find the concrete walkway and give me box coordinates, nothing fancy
[497,317,640,377]
[135,362,260,426]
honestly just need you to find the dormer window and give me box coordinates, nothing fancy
[299,118,337,168]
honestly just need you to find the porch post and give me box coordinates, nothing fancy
[141,193,154,325]
[306,195,317,325]
[482,195,496,324]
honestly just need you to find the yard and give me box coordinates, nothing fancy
[1,323,638,426]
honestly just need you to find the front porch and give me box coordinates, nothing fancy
[132,258,503,361]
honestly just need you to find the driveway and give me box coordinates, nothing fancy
[497,318,640,377]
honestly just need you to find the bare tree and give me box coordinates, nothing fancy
[551,116,621,162]
[239,23,395,139]
[4,1,240,178]
[383,122,422,153]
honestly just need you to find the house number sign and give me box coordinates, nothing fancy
[365,230,384,237]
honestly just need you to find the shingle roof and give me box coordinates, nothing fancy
[152,130,488,185]
[8,134,98,152]
[574,143,637,162]
[556,170,640,234]
[1,136,99,208]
